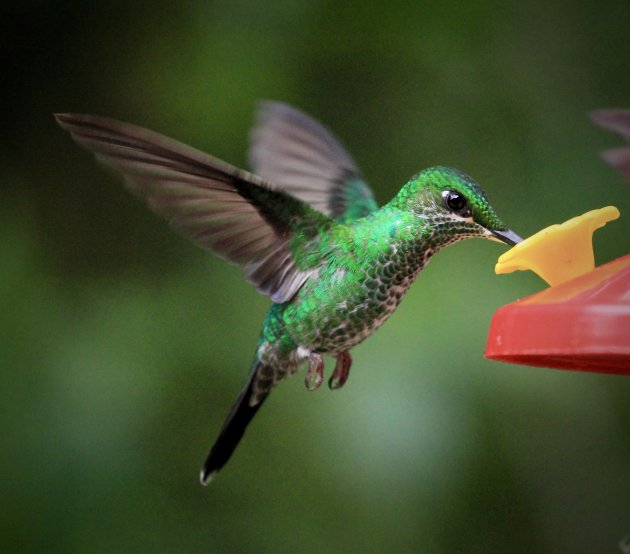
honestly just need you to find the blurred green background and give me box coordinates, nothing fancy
[2,1,630,552]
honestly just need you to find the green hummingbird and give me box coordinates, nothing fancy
[55,102,521,485]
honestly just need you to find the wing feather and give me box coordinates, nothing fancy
[249,101,378,222]
[55,113,329,302]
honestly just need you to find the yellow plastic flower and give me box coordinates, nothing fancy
[495,206,620,286]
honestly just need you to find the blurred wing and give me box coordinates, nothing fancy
[249,101,378,223]
[590,109,630,183]
[55,113,331,303]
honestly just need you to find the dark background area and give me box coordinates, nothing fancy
[2,2,629,552]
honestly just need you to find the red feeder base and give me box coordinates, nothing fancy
[485,254,630,375]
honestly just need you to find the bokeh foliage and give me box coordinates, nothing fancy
[2,1,630,552]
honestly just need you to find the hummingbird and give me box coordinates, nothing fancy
[55,102,521,485]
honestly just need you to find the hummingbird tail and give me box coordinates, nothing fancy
[200,361,269,485]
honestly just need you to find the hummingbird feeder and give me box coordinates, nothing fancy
[485,207,630,374]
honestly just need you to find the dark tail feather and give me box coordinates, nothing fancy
[200,364,269,485]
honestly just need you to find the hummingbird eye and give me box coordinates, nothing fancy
[443,190,471,217]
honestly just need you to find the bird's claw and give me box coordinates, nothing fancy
[329,352,351,390]
[305,352,324,391]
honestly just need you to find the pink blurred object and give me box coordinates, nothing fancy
[591,109,630,183]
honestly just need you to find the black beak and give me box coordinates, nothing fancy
[490,228,522,246]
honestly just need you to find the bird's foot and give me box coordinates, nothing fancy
[329,352,351,390]
[305,352,324,391]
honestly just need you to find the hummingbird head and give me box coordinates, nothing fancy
[403,166,522,247]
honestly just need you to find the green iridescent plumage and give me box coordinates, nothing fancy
[55,102,520,485]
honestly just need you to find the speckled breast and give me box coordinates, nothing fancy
[285,245,436,355]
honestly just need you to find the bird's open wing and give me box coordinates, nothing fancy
[248,101,378,223]
[590,109,630,183]
[56,113,333,303]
